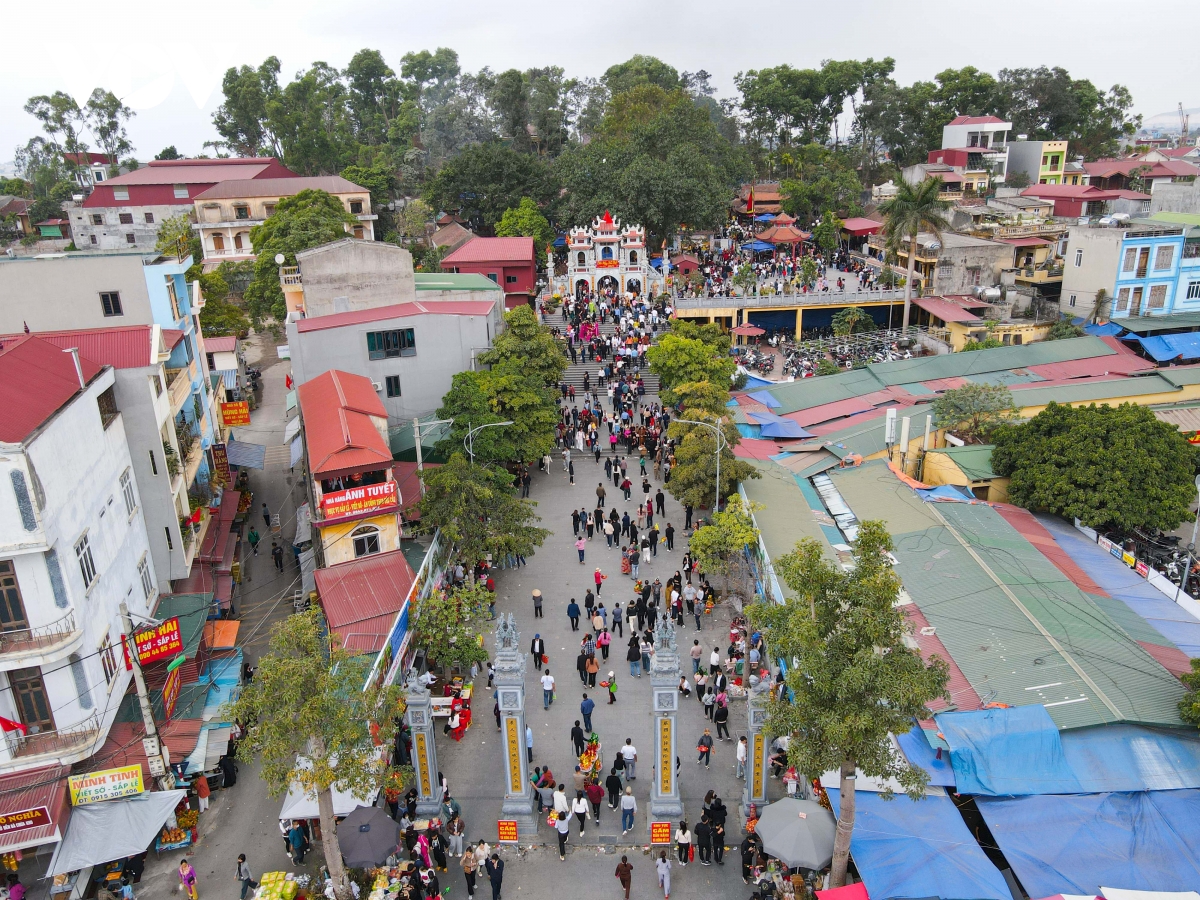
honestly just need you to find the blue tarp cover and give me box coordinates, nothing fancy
[937,706,1200,795]
[746,411,814,439]
[894,729,956,787]
[825,788,1010,900]
[746,390,782,409]
[754,213,776,222]
[976,789,1200,895]
[740,374,775,389]
[1132,332,1200,362]
[745,240,775,252]
[1084,322,1125,336]
[915,484,977,503]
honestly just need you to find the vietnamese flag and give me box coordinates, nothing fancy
[746,187,755,214]
[0,716,27,735]
[285,373,294,390]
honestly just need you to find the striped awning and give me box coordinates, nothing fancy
[226,439,266,469]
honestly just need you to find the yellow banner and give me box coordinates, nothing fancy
[751,733,765,800]
[414,732,431,798]
[69,765,144,805]
[659,718,672,796]
[505,717,523,793]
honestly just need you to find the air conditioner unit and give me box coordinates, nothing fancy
[371,381,383,391]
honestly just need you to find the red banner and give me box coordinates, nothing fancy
[0,807,50,837]
[163,667,182,721]
[496,820,518,843]
[321,481,398,522]
[221,401,251,427]
[134,617,183,665]
[650,821,673,844]
[595,259,619,269]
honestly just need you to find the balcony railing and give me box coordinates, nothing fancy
[166,367,190,412]
[0,610,79,657]
[5,711,101,760]
[280,266,302,286]
[674,288,907,310]
[204,247,256,258]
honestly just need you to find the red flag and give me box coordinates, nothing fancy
[0,716,27,735]
[285,373,294,390]
[746,187,755,214]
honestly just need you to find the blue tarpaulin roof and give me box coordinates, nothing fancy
[825,788,1010,900]
[747,411,814,439]
[894,729,956,787]
[747,390,782,409]
[754,213,776,222]
[976,789,1200,895]
[1084,322,1125,336]
[936,706,1200,795]
[741,374,775,389]
[745,240,775,252]
[553,234,567,248]
[915,484,978,503]
[1131,332,1200,361]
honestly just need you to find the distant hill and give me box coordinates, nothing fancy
[1142,106,1200,133]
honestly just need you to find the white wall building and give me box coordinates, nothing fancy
[0,336,157,774]
[941,115,1012,182]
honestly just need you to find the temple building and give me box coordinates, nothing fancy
[556,212,664,300]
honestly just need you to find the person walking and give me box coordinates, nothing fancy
[576,536,587,564]
[674,821,692,866]
[485,854,504,900]
[567,599,580,631]
[288,821,307,864]
[620,785,637,834]
[247,527,260,556]
[461,849,478,899]
[532,590,543,619]
[236,855,257,900]
[580,693,595,732]
[620,739,637,780]
[571,720,586,756]
[261,502,270,528]
[664,523,674,552]
[526,725,534,763]
[571,793,589,836]
[736,736,748,778]
[714,702,730,741]
[196,771,210,812]
[605,671,618,704]
[541,670,555,710]
[596,483,607,507]
[585,779,604,824]
[697,729,714,768]
[178,861,198,900]
[555,812,570,860]
[531,633,545,672]
[627,638,641,677]
[594,567,606,597]
[689,640,702,675]
[655,851,672,899]
[695,816,713,866]
[271,542,284,572]
[605,767,623,809]
[612,603,623,637]
[447,813,466,857]
[614,856,634,900]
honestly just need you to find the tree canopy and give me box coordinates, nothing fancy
[435,368,557,464]
[426,143,556,232]
[990,402,1200,534]
[480,305,568,386]
[749,521,949,886]
[646,333,736,396]
[687,496,762,603]
[412,583,492,671]
[495,197,554,246]
[243,189,355,321]
[931,383,1018,442]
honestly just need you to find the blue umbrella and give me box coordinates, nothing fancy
[754,213,776,222]
[744,240,775,252]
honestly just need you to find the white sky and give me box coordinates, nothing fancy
[3,0,1198,162]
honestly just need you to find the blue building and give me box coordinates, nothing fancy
[1110,219,1200,319]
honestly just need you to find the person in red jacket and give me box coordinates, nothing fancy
[584,780,605,825]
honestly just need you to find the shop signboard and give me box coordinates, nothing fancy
[497,821,518,843]
[211,443,232,484]
[133,617,183,665]
[0,807,50,836]
[321,482,398,522]
[650,821,672,844]
[68,766,144,806]
[163,667,183,721]
[220,401,251,427]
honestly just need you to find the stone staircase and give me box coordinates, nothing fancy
[559,321,662,395]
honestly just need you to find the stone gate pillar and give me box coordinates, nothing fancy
[405,671,442,816]
[743,680,771,816]
[493,613,539,836]
[649,616,684,830]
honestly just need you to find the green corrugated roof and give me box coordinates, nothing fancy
[153,593,215,658]
[413,273,503,292]
[1159,366,1200,387]
[116,682,209,723]
[750,368,884,415]
[818,404,937,459]
[866,336,1115,386]
[742,460,836,598]
[1117,311,1200,335]
[1011,374,1182,408]
[829,460,937,535]
[1147,211,1200,229]
[926,444,999,481]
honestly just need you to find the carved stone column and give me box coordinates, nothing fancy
[743,682,771,816]
[649,617,684,829]
[493,613,538,836]
[404,672,441,816]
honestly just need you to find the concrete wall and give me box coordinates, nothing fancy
[1060,226,1124,319]
[1151,179,1200,215]
[0,367,153,767]
[0,254,155,329]
[931,240,1014,294]
[288,310,495,426]
[296,240,416,317]
[68,203,194,251]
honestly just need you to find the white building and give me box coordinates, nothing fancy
[559,212,665,300]
[0,336,157,775]
[941,115,1012,182]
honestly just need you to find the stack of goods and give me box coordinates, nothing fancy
[254,872,299,900]
[578,735,602,776]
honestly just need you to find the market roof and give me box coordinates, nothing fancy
[1114,311,1200,334]
[297,369,391,476]
[193,176,365,200]
[315,550,416,653]
[295,299,496,333]
[0,335,105,443]
[911,296,983,323]
[413,272,502,292]
[839,217,883,236]
[925,444,998,480]
[442,236,536,264]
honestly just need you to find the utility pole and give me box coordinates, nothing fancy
[120,602,174,790]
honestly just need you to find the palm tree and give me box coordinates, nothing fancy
[878,177,951,329]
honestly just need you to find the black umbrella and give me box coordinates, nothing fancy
[338,805,401,868]
[756,798,837,870]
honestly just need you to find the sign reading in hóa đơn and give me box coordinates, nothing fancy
[321,481,398,522]
[133,617,183,665]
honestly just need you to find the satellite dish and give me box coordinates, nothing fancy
[274,253,285,265]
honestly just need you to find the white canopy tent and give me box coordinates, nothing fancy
[47,791,187,877]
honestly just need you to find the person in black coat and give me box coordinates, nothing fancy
[485,855,504,900]
[605,767,624,809]
[694,815,713,865]
[571,721,587,756]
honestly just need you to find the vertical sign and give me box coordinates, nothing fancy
[414,732,432,798]
[505,717,523,793]
[497,820,519,843]
[658,717,672,796]
[751,732,765,801]
[162,667,183,721]
[211,443,232,485]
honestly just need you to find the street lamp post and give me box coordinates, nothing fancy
[675,417,727,514]
[464,420,514,464]
[412,417,454,496]
[1175,473,1200,603]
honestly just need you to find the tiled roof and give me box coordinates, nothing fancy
[0,336,104,443]
[946,115,1009,126]
[442,236,536,264]
[1021,184,1118,199]
[839,217,884,236]
[193,176,365,200]
[316,550,416,653]
[298,370,391,476]
[203,336,238,353]
[0,326,157,370]
[296,300,495,333]
[912,296,983,324]
[100,158,292,186]
[93,719,203,783]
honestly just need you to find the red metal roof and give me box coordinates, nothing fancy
[946,115,1008,126]
[730,438,782,461]
[0,764,70,851]
[839,217,883,236]
[392,461,436,520]
[193,175,363,200]
[93,719,203,783]
[63,152,112,165]
[295,300,496,333]
[0,325,156,370]
[203,336,238,353]
[81,158,296,209]
[1083,158,1199,180]
[786,397,876,427]
[995,237,1052,247]
[1021,184,1119,200]
[162,328,185,349]
[911,296,983,324]
[442,236,536,265]
[297,370,391,476]
[315,550,416,654]
[0,336,104,443]
[1026,337,1155,380]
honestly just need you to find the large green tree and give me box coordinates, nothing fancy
[83,89,134,174]
[425,143,556,232]
[495,197,554,246]
[602,55,681,96]
[228,609,403,899]
[687,496,762,604]
[779,145,863,225]
[991,403,1200,533]
[412,583,492,671]
[878,177,950,329]
[931,383,1018,442]
[243,189,355,320]
[416,453,549,577]
[749,522,949,887]
[666,414,759,512]
[481,305,567,385]
[213,57,284,157]
[999,67,1140,160]
[435,368,557,464]
[646,333,736,395]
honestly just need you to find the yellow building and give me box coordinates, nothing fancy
[922,445,1010,502]
[192,175,375,271]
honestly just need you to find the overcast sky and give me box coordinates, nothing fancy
[4,0,1197,164]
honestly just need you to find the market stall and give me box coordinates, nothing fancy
[47,791,188,879]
